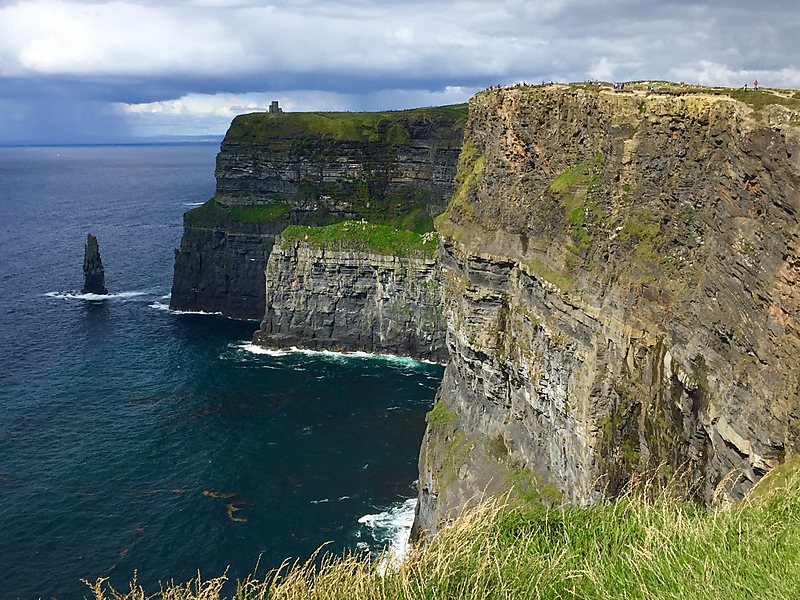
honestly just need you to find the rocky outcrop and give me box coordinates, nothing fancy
[82,233,108,295]
[253,236,447,362]
[170,208,285,319]
[170,106,466,319]
[413,84,800,539]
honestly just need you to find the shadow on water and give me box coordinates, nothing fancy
[83,298,111,320]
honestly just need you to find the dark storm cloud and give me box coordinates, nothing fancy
[0,0,797,141]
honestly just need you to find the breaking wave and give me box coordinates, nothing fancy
[45,290,148,301]
[235,343,442,365]
[358,497,417,574]
[148,301,222,316]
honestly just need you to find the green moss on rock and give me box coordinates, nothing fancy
[426,400,458,427]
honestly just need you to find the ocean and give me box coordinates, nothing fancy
[0,145,442,599]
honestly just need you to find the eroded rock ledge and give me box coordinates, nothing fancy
[253,236,447,363]
[413,84,800,539]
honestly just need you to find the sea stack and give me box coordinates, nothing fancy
[82,233,108,295]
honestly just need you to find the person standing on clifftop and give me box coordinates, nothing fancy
[754,79,759,90]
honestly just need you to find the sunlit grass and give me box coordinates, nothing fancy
[280,221,439,258]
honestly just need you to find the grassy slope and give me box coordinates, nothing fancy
[183,198,294,230]
[87,464,800,600]
[225,104,468,145]
[281,221,439,258]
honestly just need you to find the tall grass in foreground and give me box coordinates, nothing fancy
[86,468,800,600]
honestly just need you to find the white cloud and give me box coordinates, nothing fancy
[115,86,479,136]
[0,0,546,79]
[668,61,800,89]
[589,57,615,81]
[0,1,246,77]
[1,0,799,141]
[0,0,796,87]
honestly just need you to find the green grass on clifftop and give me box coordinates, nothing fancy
[184,198,293,228]
[280,221,439,258]
[229,203,292,223]
[225,104,468,145]
[87,463,800,600]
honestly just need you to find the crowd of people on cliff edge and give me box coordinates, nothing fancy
[484,80,548,92]
[482,79,767,96]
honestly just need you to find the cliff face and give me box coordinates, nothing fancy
[170,106,466,320]
[254,234,446,362]
[215,108,464,210]
[169,205,287,319]
[413,85,800,539]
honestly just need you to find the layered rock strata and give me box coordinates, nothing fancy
[413,84,800,539]
[253,238,447,362]
[170,213,284,320]
[170,107,466,319]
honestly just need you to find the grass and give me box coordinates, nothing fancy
[548,166,587,194]
[435,138,484,238]
[425,399,458,427]
[524,258,574,293]
[280,221,440,258]
[87,464,800,600]
[229,203,292,224]
[450,139,485,219]
[184,197,225,228]
[225,104,468,145]
[722,89,800,113]
[619,209,660,242]
[184,198,293,228]
[546,163,607,256]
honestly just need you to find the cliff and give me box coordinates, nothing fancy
[170,105,466,320]
[413,83,800,539]
[253,221,446,362]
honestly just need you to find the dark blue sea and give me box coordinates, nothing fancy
[0,145,442,599]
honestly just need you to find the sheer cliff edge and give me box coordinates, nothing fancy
[169,106,467,320]
[412,83,800,540]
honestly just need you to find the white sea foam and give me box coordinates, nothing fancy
[310,495,351,505]
[182,202,205,206]
[237,343,443,365]
[237,343,291,356]
[358,497,417,574]
[45,290,147,301]
[148,301,222,316]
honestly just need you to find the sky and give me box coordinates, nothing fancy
[0,0,798,143]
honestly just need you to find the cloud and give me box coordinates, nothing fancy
[668,61,800,89]
[0,0,798,142]
[115,86,479,136]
